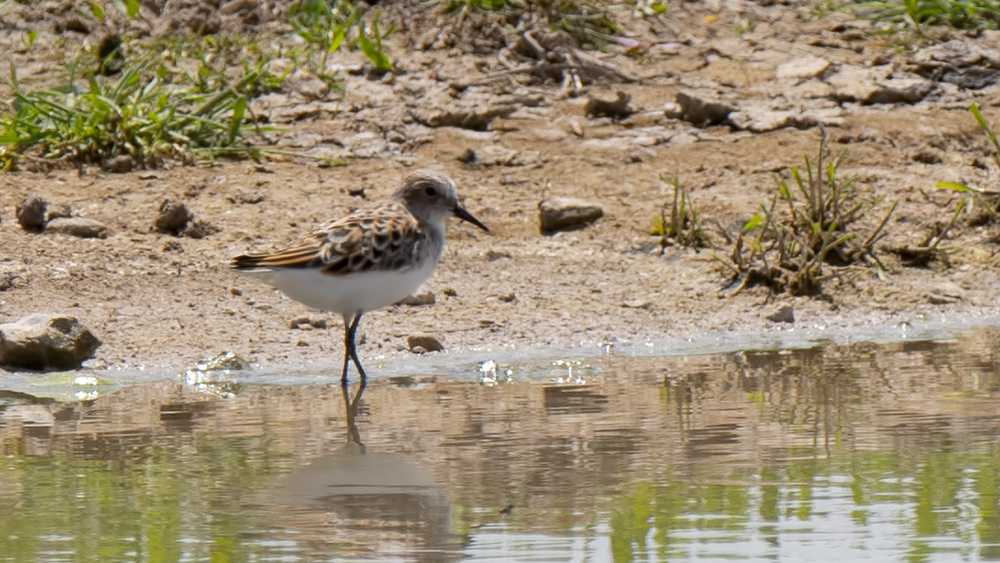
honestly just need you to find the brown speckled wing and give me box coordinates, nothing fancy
[231,201,425,277]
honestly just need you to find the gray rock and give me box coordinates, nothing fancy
[289,316,328,330]
[867,74,934,104]
[44,203,73,222]
[539,197,604,235]
[0,313,101,370]
[827,66,889,103]
[672,91,733,127]
[221,0,257,15]
[16,194,47,232]
[46,217,109,239]
[926,282,964,304]
[407,334,444,354]
[397,291,436,307]
[473,145,521,166]
[826,67,931,105]
[103,154,135,173]
[154,200,193,236]
[766,305,795,323]
[776,56,831,80]
[585,91,634,120]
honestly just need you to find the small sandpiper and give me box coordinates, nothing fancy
[232,169,489,385]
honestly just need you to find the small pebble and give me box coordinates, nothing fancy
[407,334,444,353]
[766,305,795,324]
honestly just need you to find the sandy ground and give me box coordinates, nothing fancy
[3,1,1000,373]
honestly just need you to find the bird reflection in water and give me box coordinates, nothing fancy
[270,382,460,560]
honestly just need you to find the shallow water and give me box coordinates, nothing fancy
[2,327,1000,562]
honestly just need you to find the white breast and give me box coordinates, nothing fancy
[239,257,439,316]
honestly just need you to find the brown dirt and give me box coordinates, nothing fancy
[3,1,1000,373]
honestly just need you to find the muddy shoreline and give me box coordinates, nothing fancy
[3,1,1000,374]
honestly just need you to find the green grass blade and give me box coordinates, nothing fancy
[228,96,246,143]
[937,181,976,192]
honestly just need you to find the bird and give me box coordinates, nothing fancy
[231,169,489,385]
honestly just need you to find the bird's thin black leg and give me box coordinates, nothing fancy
[344,312,367,385]
[341,313,355,386]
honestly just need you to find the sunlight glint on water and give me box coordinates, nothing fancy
[2,328,1000,561]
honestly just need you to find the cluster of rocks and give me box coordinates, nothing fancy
[15,194,108,239]
[11,194,219,240]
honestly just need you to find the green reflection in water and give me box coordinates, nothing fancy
[607,433,1000,562]
[1,333,1000,561]
[0,436,293,562]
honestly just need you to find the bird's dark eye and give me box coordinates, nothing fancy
[425,186,437,197]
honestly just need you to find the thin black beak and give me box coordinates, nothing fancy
[454,204,490,233]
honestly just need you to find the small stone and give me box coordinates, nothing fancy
[776,56,830,80]
[499,293,517,303]
[766,305,795,323]
[397,291,436,307]
[0,313,102,370]
[826,66,889,103]
[457,148,478,164]
[623,300,654,310]
[44,203,73,222]
[585,91,634,120]
[672,91,734,127]
[228,190,264,205]
[867,75,934,105]
[539,196,604,234]
[103,154,135,173]
[289,317,328,329]
[926,282,964,304]
[221,0,257,15]
[45,217,109,239]
[154,200,193,236]
[407,334,444,353]
[471,145,520,166]
[16,194,47,233]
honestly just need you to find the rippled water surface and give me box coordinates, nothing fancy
[3,328,1000,562]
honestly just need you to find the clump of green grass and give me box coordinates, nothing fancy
[908,102,1000,264]
[0,40,285,170]
[939,103,1000,221]
[854,0,1000,31]
[288,0,395,75]
[0,0,395,171]
[722,132,897,297]
[651,174,710,250]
